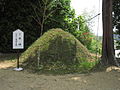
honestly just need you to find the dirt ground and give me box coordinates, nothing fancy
[0,61,120,90]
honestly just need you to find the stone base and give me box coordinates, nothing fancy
[13,67,23,71]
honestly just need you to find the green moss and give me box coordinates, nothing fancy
[20,28,94,73]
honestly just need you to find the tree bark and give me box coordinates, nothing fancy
[101,0,116,65]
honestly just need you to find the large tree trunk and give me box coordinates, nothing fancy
[101,0,116,65]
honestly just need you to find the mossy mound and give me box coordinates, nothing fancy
[21,28,94,73]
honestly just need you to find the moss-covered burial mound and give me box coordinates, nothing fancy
[21,28,93,72]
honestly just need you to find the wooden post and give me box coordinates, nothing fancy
[17,50,20,68]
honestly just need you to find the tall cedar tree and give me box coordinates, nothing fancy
[101,0,118,65]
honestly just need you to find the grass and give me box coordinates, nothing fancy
[19,28,97,74]
[0,53,17,62]
[0,53,17,69]
[0,53,100,74]
[0,28,99,74]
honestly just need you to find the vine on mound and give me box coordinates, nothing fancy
[20,28,95,73]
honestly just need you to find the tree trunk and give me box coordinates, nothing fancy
[41,24,43,36]
[101,0,116,65]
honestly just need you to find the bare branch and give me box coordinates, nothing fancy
[46,0,55,10]
[44,8,59,21]
[31,4,41,23]
[42,0,48,5]
[32,16,42,26]
[41,4,46,24]
[45,0,49,5]
[42,0,45,5]
[48,17,61,23]
[38,0,43,9]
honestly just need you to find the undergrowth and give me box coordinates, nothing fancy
[20,28,98,74]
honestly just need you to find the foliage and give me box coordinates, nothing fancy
[31,0,73,35]
[0,0,38,52]
[0,0,97,55]
[113,0,120,31]
[0,53,17,62]
[113,0,120,49]
[64,15,93,50]
[20,29,95,73]
[0,0,73,53]
[89,35,102,54]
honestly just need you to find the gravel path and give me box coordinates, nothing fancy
[0,68,120,90]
